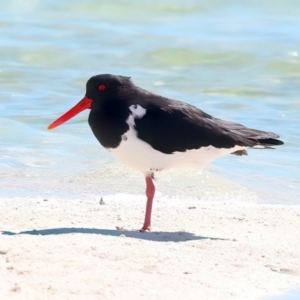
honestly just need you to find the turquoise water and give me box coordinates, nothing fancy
[0,0,299,203]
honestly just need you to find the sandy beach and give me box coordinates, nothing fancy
[1,0,300,299]
[1,195,299,299]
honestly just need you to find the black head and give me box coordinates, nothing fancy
[48,74,132,129]
[86,74,132,108]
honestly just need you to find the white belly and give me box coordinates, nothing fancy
[109,104,245,174]
[110,126,244,173]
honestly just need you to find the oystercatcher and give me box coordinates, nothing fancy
[48,74,283,231]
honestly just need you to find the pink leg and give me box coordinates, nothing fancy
[140,174,155,232]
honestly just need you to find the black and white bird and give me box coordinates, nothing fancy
[48,74,284,231]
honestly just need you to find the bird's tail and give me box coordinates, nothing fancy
[254,137,284,147]
[216,119,284,150]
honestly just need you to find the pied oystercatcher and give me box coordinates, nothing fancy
[48,74,283,231]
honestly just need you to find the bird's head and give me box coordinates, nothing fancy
[47,74,131,130]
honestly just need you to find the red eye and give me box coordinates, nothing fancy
[98,84,106,91]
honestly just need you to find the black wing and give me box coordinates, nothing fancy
[134,97,283,154]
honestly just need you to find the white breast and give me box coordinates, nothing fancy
[109,104,245,174]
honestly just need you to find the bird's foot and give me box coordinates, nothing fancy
[116,225,151,232]
[139,226,151,232]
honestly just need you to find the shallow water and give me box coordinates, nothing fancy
[267,290,300,300]
[0,0,299,203]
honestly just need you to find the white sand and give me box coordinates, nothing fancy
[0,195,300,300]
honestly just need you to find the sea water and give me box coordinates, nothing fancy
[0,0,299,204]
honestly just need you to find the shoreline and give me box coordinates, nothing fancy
[1,196,300,299]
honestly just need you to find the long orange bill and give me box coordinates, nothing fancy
[47,97,93,130]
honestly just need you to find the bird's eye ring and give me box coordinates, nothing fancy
[98,84,106,91]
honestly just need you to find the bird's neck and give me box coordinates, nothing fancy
[88,103,130,149]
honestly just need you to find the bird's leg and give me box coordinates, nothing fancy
[140,173,155,232]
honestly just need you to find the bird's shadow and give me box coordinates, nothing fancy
[1,227,227,243]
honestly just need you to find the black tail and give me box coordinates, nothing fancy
[256,137,284,147]
[216,119,284,148]
[230,133,283,156]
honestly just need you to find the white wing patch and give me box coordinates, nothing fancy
[126,104,146,126]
